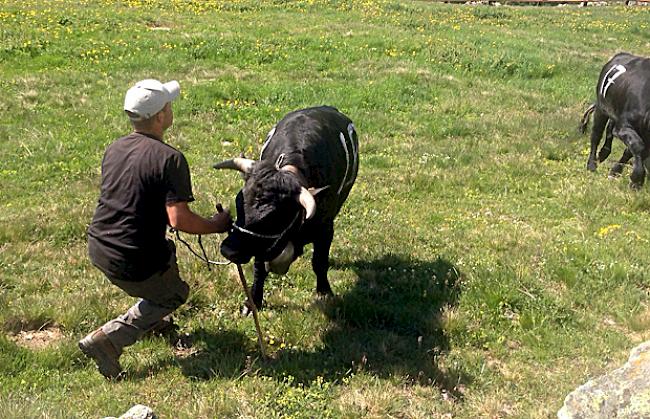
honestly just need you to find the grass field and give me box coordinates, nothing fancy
[2,0,650,417]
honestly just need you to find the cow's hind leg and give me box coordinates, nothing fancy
[615,125,648,189]
[241,260,268,316]
[587,109,608,172]
[608,147,633,178]
[312,222,334,297]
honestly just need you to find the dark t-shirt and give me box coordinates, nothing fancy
[87,132,194,281]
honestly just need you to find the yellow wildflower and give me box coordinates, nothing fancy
[598,224,621,238]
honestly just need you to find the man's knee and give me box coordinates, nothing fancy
[157,279,189,311]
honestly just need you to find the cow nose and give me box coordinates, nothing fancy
[220,237,252,264]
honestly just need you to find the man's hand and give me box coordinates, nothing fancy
[166,201,232,235]
[211,203,232,233]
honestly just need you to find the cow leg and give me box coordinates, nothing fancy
[615,126,647,189]
[241,260,268,316]
[251,260,268,307]
[312,222,334,297]
[598,120,614,162]
[608,147,633,178]
[587,109,608,172]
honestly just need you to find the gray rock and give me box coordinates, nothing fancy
[558,341,650,419]
[102,405,157,419]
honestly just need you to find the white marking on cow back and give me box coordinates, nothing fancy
[346,123,358,187]
[260,125,277,158]
[336,123,359,194]
[275,153,286,170]
[338,132,351,195]
[600,64,627,98]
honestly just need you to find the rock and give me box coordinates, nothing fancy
[558,341,650,418]
[102,405,157,419]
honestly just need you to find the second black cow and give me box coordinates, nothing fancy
[214,106,359,314]
[583,52,650,187]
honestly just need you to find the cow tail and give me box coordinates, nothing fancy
[579,103,595,134]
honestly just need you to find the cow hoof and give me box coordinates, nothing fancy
[316,290,334,300]
[240,300,260,317]
[629,182,643,191]
[609,166,625,178]
[587,161,597,172]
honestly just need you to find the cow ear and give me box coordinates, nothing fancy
[298,187,317,219]
[213,157,255,173]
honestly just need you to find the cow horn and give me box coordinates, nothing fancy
[298,187,317,219]
[309,185,330,195]
[213,157,256,173]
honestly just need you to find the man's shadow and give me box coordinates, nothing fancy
[263,254,467,395]
[169,254,467,395]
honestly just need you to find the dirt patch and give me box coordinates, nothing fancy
[145,19,173,30]
[173,345,199,358]
[172,333,198,358]
[8,325,65,350]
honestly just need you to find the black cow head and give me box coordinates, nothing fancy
[214,157,317,274]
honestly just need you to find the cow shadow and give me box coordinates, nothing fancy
[161,254,467,396]
[261,254,467,395]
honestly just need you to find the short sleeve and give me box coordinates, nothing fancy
[165,152,195,203]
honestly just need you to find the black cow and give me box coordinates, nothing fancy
[584,52,650,187]
[213,106,359,314]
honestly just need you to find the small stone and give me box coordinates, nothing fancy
[102,404,156,419]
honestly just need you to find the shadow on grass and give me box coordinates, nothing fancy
[175,328,251,380]
[125,328,251,381]
[262,254,467,395]
[169,254,467,396]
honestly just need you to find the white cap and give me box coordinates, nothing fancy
[123,79,180,121]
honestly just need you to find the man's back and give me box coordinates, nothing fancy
[88,132,193,281]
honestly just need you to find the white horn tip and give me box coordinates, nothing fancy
[298,187,317,219]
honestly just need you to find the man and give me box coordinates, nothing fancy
[80,79,231,379]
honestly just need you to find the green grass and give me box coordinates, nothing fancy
[2,0,650,417]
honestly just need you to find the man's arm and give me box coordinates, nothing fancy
[166,201,231,234]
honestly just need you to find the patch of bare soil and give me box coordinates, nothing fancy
[173,345,199,358]
[172,333,198,358]
[8,325,65,350]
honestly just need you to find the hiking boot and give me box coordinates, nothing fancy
[78,329,123,379]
